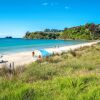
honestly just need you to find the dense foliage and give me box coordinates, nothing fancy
[0,43,100,100]
[61,23,100,40]
[24,23,100,40]
[24,29,62,39]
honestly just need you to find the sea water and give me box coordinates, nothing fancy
[0,38,87,54]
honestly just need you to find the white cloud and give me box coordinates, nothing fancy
[42,2,48,6]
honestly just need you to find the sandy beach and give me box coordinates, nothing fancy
[0,41,100,68]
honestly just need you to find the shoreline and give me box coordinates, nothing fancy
[0,40,100,68]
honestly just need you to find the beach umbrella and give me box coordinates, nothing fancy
[33,50,41,57]
[32,49,51,58]
[39,49,51,57]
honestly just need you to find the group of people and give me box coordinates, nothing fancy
[32,51,42,62]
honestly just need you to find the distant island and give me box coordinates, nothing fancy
[5,36,13,39]
[24,23,100,40]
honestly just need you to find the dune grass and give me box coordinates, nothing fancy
[0,43,100,100]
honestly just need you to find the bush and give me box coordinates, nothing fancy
[21,62,57,82]
[0,44,100,99]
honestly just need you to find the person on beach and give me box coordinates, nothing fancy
[37,55,42,63]
[32,52,35,57]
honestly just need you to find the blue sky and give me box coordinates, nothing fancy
[0,0,100,37]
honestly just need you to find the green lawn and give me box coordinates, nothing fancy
[0,43,100,100]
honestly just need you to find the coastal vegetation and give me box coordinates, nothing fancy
[0,43,100,100]
[24,29,62,39]
[24,23,100,40]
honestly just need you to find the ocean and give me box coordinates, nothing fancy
[0,38,87,54]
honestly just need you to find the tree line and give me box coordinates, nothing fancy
[24,23,100,40]
[24,29,62,39]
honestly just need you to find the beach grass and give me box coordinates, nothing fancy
[0,43,100,100]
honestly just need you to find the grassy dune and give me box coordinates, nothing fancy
[0,43,100,100]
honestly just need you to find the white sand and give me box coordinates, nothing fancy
[0,41,100,68]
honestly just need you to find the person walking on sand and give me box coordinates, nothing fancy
[37,55,43,63]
